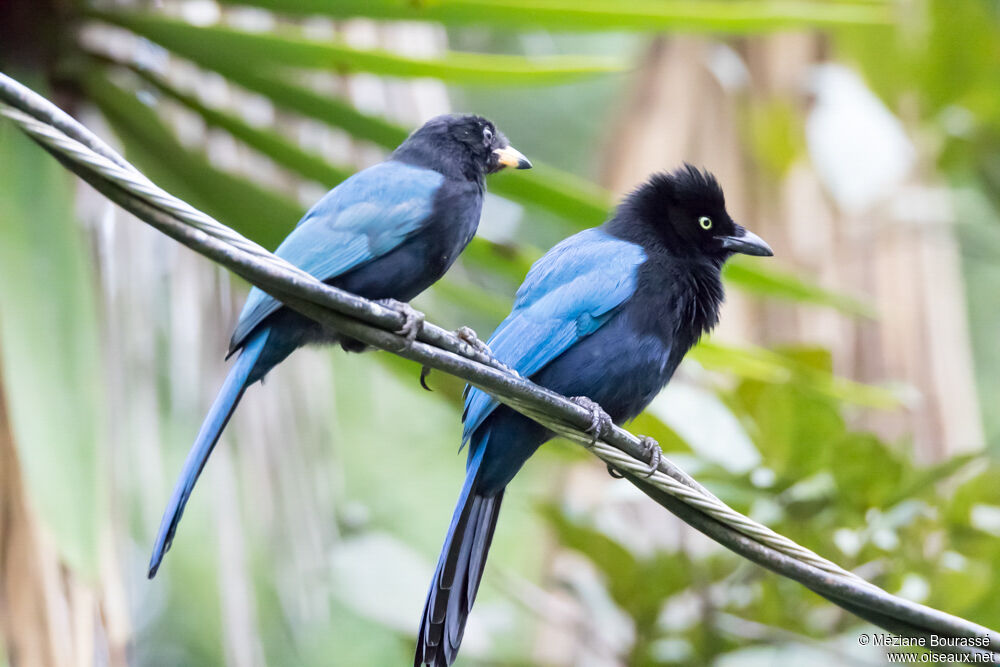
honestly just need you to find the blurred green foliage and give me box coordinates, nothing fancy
[2,0,1000,665]
[545,349,1000,664]
[0,114,106,578]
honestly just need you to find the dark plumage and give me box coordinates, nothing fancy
[416,165,772,666]
[148,114,530,578]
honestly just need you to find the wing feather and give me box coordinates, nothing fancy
[229,161,443,351]
[462,228,646,440]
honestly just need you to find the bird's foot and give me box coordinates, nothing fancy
[638,436,662,478]
[570,396,613,446]
[603,435,662,480]
[455,326,492,355]
[376,298,424,342]
[454,326,521,377]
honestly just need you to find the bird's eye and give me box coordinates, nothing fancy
[483,127,493,143]
[698,216,713,230]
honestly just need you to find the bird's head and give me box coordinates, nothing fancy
[393,114,531,180]
[624,164,772,262]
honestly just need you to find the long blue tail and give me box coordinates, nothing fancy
[147,328,271,578]
[416,436,504,667]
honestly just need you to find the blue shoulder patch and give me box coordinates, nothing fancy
[462,228,646,441]
[230,161,444,350]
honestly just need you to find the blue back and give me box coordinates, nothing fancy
[462,228,647,443]
[231,161,444,349]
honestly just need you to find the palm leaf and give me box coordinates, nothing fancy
[691,341,900,408]
[83,70,304,248]
[723,259,875,317]
[88,10,625,85]
[0,115,105,576]
[215,0,893,31]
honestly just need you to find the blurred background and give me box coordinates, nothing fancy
[2,0,1000,665]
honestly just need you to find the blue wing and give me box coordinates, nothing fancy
[230,160,444,350]
[462,228,646,442]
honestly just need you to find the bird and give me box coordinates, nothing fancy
[415,165,772,666]
[147,114,531,578]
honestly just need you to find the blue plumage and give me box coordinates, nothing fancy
[148,327,271,572]
[148,114,530,578]
[462,228,647,441]
[230,161,444,349]
[416,166,773,666]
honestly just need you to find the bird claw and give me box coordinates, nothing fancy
[639,436,662,478]
[455,326,492,355]
[421,326,490,391]
[377,298,424,342]
[604,435,662,479]
[570,396,612,446]
[454,326,522,377]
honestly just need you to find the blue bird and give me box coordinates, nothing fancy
[415,166,772,666]
[148,114,531,578]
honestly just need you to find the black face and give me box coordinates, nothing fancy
[629,164,772,260]
[393,114,531,179]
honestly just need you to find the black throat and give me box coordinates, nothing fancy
[604,213,726,345]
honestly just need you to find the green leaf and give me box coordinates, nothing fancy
[117,61,355,187]
[216,0,893,31]
[457,237,538,284]
[83,48,611,225]
[538,503,638,576]
[723,258,876,317]
[736,380,845,478]
[89,10,624,85]
[628,412,692,453]
[743,99,805,178]
[489,162,609,226]
[538,503,697,623]
[692,341,900,409]
[0,111,105,577]
[82,70,304,249]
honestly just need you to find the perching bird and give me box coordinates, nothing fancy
[415,165,772,666]
[148,114,530,578]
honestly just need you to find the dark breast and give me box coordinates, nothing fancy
[475,303,679,494]
[474,246,725,494]
[538,253,723,420]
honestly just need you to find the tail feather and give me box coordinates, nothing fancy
[416,439,504,667]
[466,494,499,609]
[147,328,270,578]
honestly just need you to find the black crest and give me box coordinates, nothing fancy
[617,164,735,259]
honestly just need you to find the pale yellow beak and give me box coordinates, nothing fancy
[493,145,532,169]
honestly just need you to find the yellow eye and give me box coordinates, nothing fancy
[699,216,713,230]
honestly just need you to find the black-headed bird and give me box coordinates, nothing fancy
[416,165,772,666]
[148,115,530,578]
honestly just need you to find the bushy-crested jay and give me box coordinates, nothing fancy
[148,114,530,578]
[416,165,772,666]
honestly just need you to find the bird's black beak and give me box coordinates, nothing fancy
[720,226,773,257]
[493,145,532,170]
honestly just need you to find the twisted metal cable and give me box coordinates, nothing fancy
[2,71,997,655]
